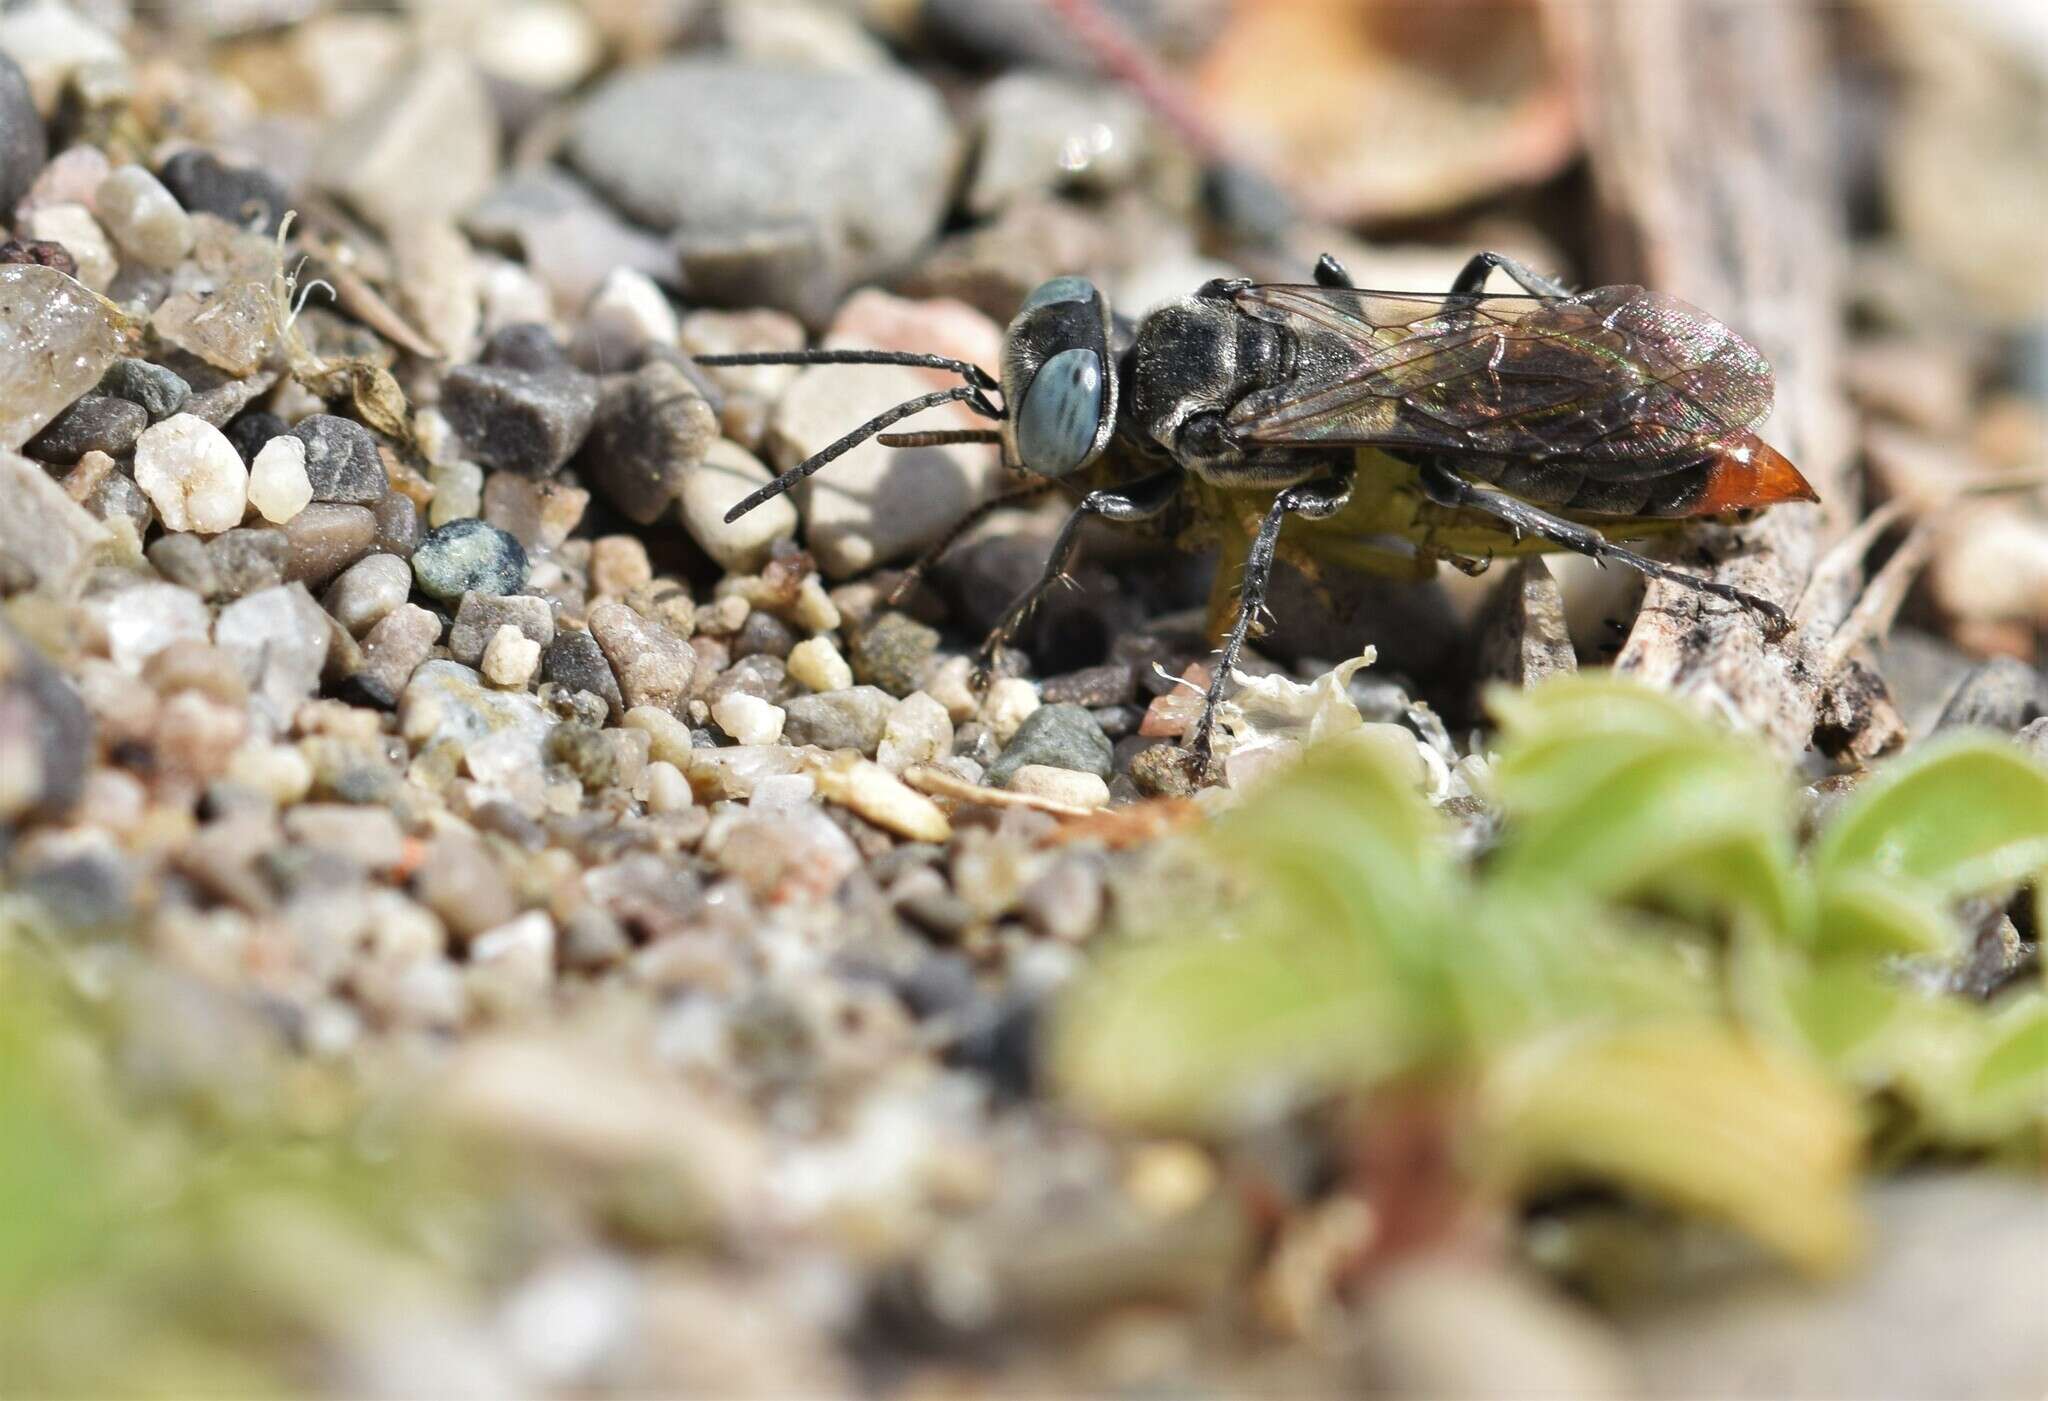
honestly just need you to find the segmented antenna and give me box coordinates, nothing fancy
[693,349,999,393]
[720,385,995,523]
[876,429,1004,448]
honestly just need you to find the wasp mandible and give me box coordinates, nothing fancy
[695,251,1818,760]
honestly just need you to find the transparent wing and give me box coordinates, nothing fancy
[1227,284,1775,475]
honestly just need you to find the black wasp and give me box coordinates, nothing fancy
[694,250,1817,761]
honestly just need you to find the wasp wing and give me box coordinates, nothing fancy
[1226,284,1775,475]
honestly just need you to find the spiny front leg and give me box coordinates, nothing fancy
[969,469,1182,684]
[1188,471,1354,764]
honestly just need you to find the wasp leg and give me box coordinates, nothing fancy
[970,469,1182,682]
[1448,251,1572,300]
[1314,253,1355,289]
[1416,461,1791,637]
[888,477,1064,606]
[1189,471,1355,763]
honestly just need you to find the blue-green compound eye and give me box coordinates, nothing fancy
[1016,347,1103,477]
[1019,275,1095,312]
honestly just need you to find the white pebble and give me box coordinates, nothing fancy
[679,437,797,573]
[787,635,854,692]
[982,676,1041,744]
[133,413,247,533]
[643,759,694,813]
[469,910,556,990]
[877,690,952,773]
[225,741,312,804]
[926,655,980,723]
[1007,764,1109,809]
[481,623,541,689]
[94,164,194,269]
[246,434,312,524]
[811,755,952,842]
[578,266,677,360]
[25,203,116,290]
[712,691,786,746]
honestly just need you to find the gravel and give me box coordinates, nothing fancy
[290,414,389,504]
[412,517,530,603]
[442,362,600,477]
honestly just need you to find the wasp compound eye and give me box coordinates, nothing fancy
[1016,347,1104,478]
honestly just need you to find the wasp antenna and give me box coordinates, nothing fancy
[692,348,999,393]
[876,429,1004,448]
[723,385,984,524]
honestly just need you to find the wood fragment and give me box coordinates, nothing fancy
[1550,2,1856,755]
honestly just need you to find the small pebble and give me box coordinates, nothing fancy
[442,361,599,477]
[482,624,542,689]
[98,359,192,424]
[373,490,422,558]
[222,408,284,461]
[577,357,717,523]
[851,611,940,696]
[94,164,193,269]
[1007,765,1110,809]
[448,592,555,665]
[354,603,442,706]
[413,517,529,603]
[988,703,1113,786]
[586,601,693,711]
[25,394,145,463]
[877,691,953,774]
[25,203,115,290]
[247,435,313,524]
[157,149,289,233]
[712,691,786,746]
[321,553,412,637]
[481,474,589,556]
[983,676,1041,745]
[284,503,379,588]
[291,414,389,505]
[644,759,693,812]
[811,755,952,843]
[589,534,652,597]
[782,685,893,754]
[133,412,248,533]
[679,435,796,570]
[787,635,855,693]
[428,458,485,526]
[543,630,624,718]
[576,266,677,366]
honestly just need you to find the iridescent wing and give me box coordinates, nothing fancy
[1226,284,1775,476]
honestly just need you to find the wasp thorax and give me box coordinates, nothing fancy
[1000,276,1118,478]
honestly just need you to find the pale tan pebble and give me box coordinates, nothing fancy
[1124,1142,1217,1218]
[926,654,980,723]
[687,698,710,726]
[225,740,313,804]
[622,705,694,766]
[791,574,841,633]
[294,697,386,739]
[644,759,694,812]
[94,164,193,269]
[810,753,952,842]
[77,768,147,835]
[468,910,557,994]
[589,534,652,597]
[786,635,854,693]
[580,265,677,355]
[412,406,459,465]
[283,803,406,870]
[982,675,1041,744]
[134,413,248,533]
[246,435,313,524]
[1007,764,1109,808]
[877,690,953,774]
[698,593,750,635]
[428,459,484,527]
[712,691,786,746]
[481,623,541,689]
[26,203,116,290]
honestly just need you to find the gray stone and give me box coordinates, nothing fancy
[781,686,893,754]
[412,517,528,604]
[565,59,958,322]
[289,414,388,505]
[0,450,108,594]
[322,553,413,637]
[703,653,792,708]
[1475,557,1577,687]
[156,150,289,234]
[0,52,45,215]
[586,601,694,711]
[441,363,599,477]
[968,72,1151,216]
[2018,716,2048,765]
[213,584,331,732]
[1039,663,1137,709]
[1935,656,2047,734]
[542,630,624,719]
[576,358,716,524]
[988,703,1113,786]
[204,527,289,600]
[25,395,146,463]
[480,321,571,373]
[0,620,90,824]
[146,532,217,596]
[98,358,191,421]
[850,612,939,697]
[223,410,284,463]
[372,489,420,558]
[80,469,151,539]
[449,591,555,665]
[312,52,498,235]
[351,603,441,707]
[282,503,379,589]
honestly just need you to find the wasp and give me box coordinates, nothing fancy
[695,251,1817,761]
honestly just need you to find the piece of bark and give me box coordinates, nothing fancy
[1548,3,1860,755]
[1473,558,1576,688]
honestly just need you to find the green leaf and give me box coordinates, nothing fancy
[1478,1023,1864,1276]
[1964,994,2048,1126]
[1812,875,1961,960]
[1813,734,2048,897]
